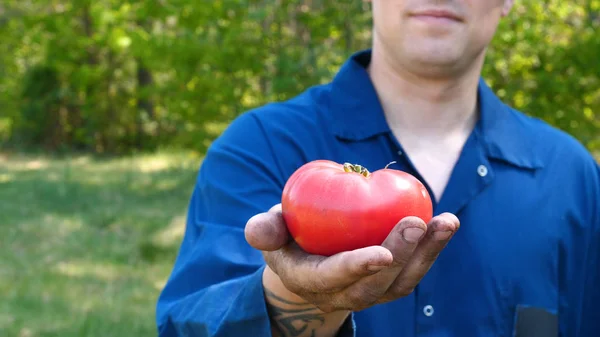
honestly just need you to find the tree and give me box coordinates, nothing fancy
[0,1,597,154]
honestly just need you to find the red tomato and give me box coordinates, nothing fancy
[281,160,433,256]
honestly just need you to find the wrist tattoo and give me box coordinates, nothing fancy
[264,288,326,337]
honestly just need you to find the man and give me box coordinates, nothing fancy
[156,0,600,336]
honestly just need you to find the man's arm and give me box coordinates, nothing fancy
[579,159,600,336]
[155,108,460,336]
[155,112,356,337]
[558,148,600,336]
[262,265,353,337]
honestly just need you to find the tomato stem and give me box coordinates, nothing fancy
[384,161,397,169]
[343,163,370,177]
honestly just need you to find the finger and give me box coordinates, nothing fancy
[380,216,428,268]
[264,242,394,294]
[335,216,427,303]
[269,203,282,213]
[245,206,290,251]
[385,213,460,296]
[368,216,427,285]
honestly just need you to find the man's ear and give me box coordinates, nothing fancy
[501,0,514,17]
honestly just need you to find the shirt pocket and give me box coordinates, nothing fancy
[511,305,558,337]
[493,276,559,337]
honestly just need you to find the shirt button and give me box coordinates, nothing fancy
[423,305,434,317]
[477,164,488,177]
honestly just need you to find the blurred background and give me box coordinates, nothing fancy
[0,1,598,336]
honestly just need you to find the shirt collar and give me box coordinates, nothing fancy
[329,49,544,170]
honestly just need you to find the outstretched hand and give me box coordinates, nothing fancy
[245,204,460,313]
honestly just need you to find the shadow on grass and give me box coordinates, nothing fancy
[1,153,200,244]
[1,159,198,218]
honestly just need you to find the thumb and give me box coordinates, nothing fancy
[245,204,291,251]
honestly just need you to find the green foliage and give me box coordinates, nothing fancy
[483,1,600,149]
[0,1,598,154]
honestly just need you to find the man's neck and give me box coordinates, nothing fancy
[365,45,488,201]
[366,46,485,139]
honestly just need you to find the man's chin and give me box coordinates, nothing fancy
[402,54,466,77]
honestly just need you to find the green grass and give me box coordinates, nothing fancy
[0,151,202,337]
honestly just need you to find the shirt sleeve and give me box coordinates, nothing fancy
[154,111,357,337]
[579,159,600,336]
[561,150,600,336]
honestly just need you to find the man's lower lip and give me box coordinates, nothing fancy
[411,15,459,24]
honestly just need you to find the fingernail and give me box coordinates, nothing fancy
[403,228,425,243]
[433,231,453,240]
[367,264,387,272]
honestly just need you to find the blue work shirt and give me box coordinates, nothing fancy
[156,50,600,337]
